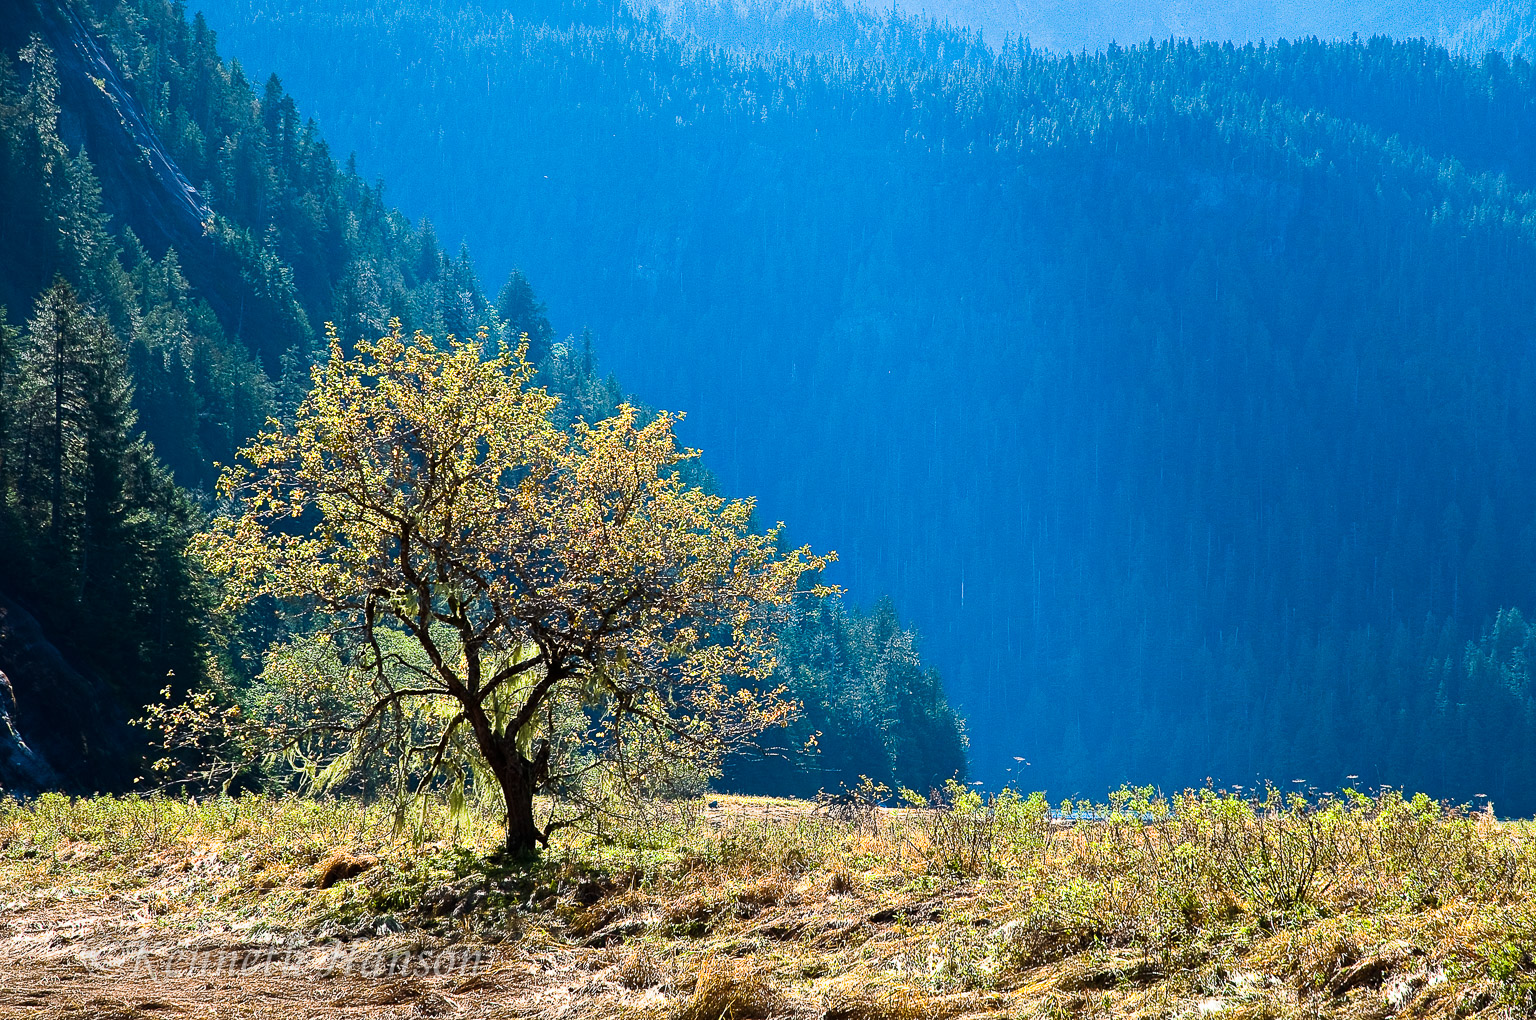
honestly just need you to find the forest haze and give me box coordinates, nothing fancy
[190,0,1536,809]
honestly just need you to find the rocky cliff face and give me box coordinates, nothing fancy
[1,0,262,331]
[50,0,214,229]
[0,667,57,794]
[0,591,139,796]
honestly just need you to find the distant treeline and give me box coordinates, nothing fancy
[1451,1,1536,62]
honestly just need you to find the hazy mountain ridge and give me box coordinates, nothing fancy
[641,0,1492,55]
[642,0,1536,68]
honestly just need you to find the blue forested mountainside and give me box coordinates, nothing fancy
[186,0,1536,810]
[0,0,963,796]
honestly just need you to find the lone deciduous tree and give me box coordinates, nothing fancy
[195,324,831,854]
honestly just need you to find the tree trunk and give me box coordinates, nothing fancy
[50,301,65,541]
[496,755,542,856]
[455,664,561,856]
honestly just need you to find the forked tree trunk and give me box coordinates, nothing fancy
[459,703,545,854]
[458,665,563,856]
[494,753,542,856]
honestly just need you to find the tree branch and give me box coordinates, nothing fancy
[479,652,547,701]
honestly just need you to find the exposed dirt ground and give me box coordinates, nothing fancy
[0,895,647,1019]
[0,799,832,1019]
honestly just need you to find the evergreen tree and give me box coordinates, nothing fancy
[723,595,969,797]
[13,280,95,566]
[0,279,208,718]
[0,311,17,523]
[497,268,555,360]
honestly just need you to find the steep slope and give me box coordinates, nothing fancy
[0,0,212,292]
[1452,1,1536,60]
[0,0,467,792]
[196,0,1536,809]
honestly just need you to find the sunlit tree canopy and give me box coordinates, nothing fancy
[195,323,834,852]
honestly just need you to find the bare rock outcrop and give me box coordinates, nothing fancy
[0,667,57,794]
[0,591,139,795]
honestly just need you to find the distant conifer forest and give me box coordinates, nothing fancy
[4,0,1536,812]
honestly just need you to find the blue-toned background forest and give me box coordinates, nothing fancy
[183,0,1536,806]
[4,0,1536,809]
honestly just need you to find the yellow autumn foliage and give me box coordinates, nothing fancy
[194,322,834,852]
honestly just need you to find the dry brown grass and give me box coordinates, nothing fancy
[316,852,378,888]
[615,947,666,990]
[674,957,782,1020]
[4,788,1536,1018]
